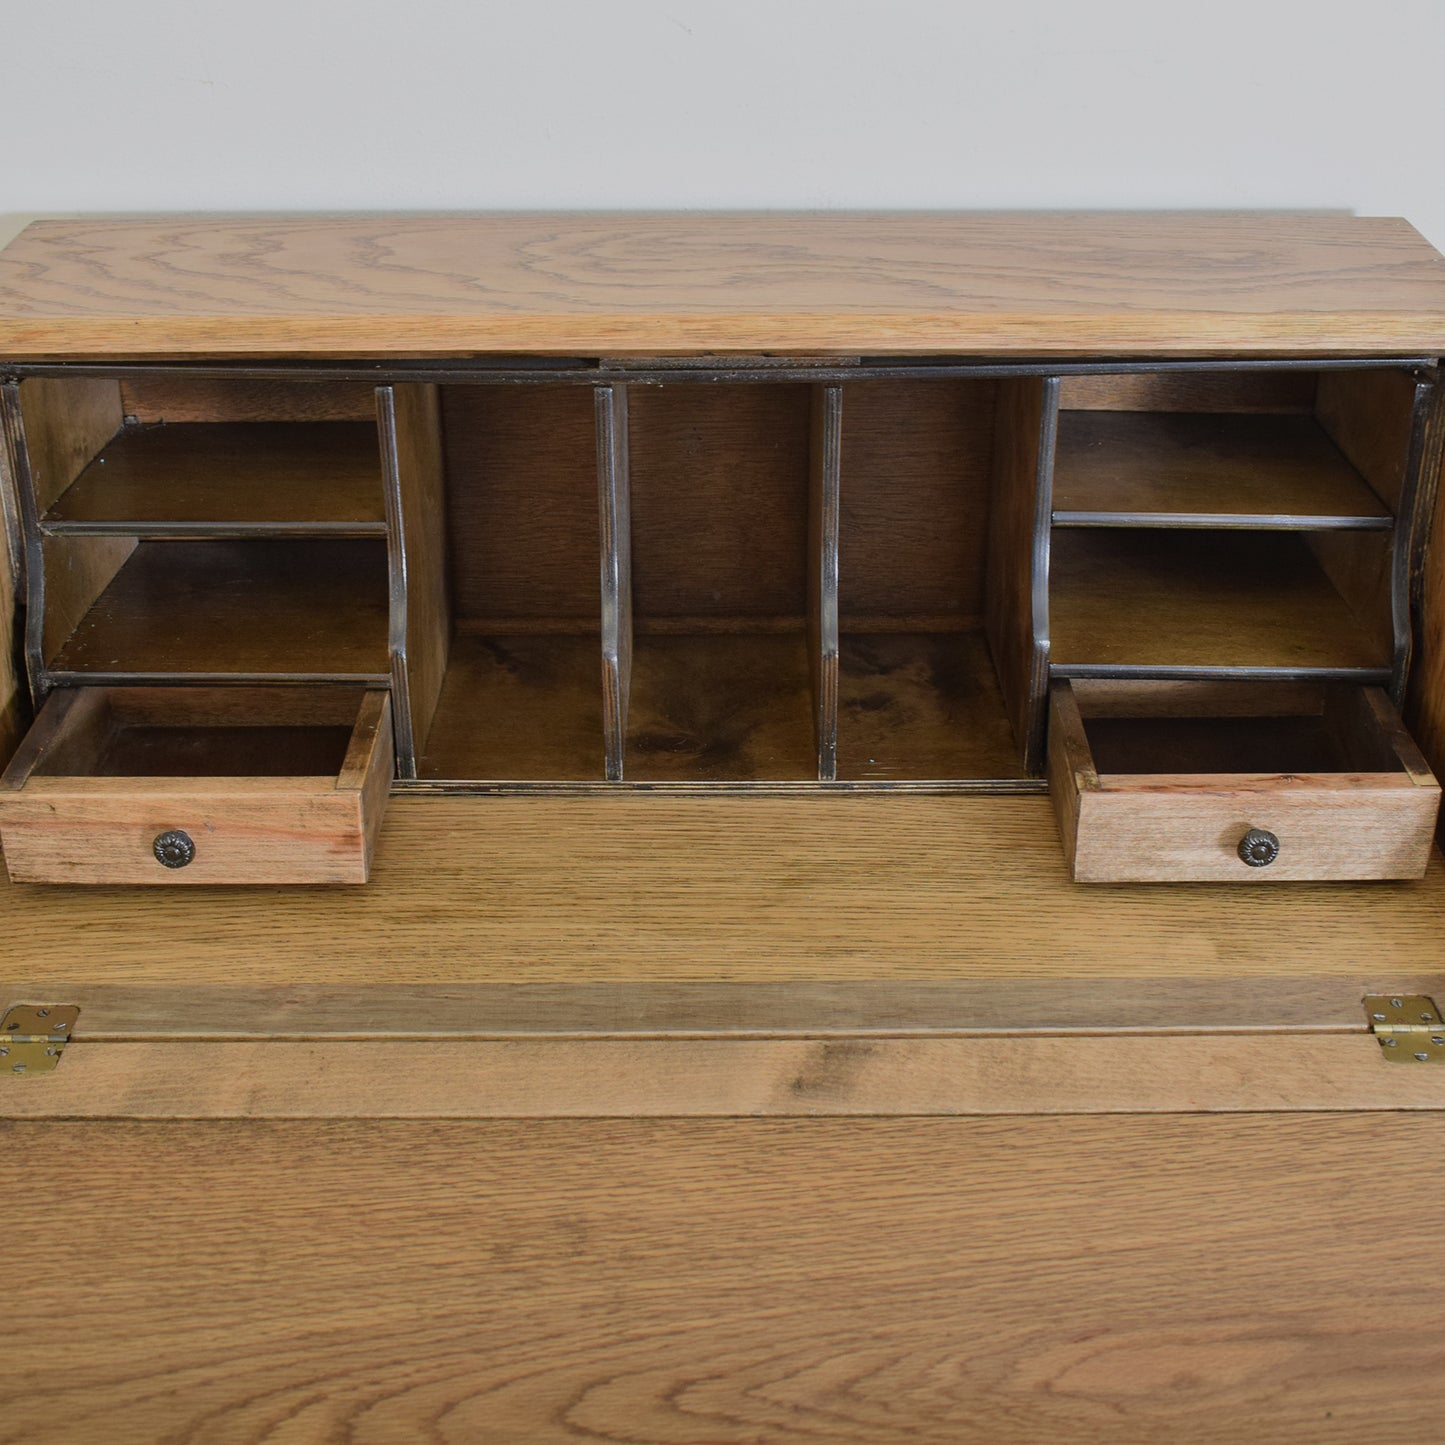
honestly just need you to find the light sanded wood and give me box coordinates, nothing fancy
[1050,529,1388,673]
[985,376,1052,768]
[1050,681,1439,882]
[1052,411,1390,525]
[5,795,1445,1038]
[809,385,841,779]
[0,686,392,884]
[6,1114,1445,1441]
[3,1033,1442,1118]
[3,213,1445,357]
[1057,370,1319,413]
[45,420,386,535]
[380,383,448,773]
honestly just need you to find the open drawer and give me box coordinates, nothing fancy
[1048,680,1441,883]
[0,686,393,884]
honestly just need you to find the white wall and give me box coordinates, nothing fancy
[2,0,1443,251]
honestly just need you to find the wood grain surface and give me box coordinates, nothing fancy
[381,383,449,771]
[1050,529,1389,674]
[417,634,605,780]
[44,420,387,535]
[837,631,1024,780]
[6,1033,1445,1118]
[46,538,391,681]
[2,212,1444,357]
[1051,411,1391,526]
[3,795,1445,1037]
[4,1114,1445,1442]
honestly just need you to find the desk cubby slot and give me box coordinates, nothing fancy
[1049,528,1391,677]
[22,375,385,537]
[624,384,819,781]
[840,379,1031,781]
[413,385,604,780]
[42,538,392,683]
[1051,411,1393,529]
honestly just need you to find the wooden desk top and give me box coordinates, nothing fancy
[1,212,1443,359]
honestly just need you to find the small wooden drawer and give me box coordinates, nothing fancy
[0,686,393,884]
[1049,680,1441,883]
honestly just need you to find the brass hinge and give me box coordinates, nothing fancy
[1365,995,1445,1062]
[1,1004,79,1076]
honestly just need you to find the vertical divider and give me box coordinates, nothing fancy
[597,384,632,782]
[985,375,1059,774]
[379,382,450,779]
[810,385,843,781]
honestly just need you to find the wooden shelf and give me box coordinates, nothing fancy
[838,632,1025,781]
[416,634,604,781]
[43,422,386,537]
[626,632,817,782]
[1051,411,1392,528]
[47,539,390,682]
[1049,529,1389,676]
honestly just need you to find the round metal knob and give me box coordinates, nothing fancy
[153,830,196,869]
[1237,828,1280,868]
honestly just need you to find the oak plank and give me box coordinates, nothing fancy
[5,1034,1443,1117]
[3,796,1445,1036]
[2,213,1444,357]
[5,1115,1445,1441]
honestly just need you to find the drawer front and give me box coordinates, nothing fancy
[0,687,393,885]
[1049,681,1441,884]
[1069,782,1439,883]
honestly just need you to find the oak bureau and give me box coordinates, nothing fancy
[3,213,1445,1442]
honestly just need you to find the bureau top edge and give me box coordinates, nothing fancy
[1,212,1444,362]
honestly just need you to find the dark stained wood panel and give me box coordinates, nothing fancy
[628,384,811,619]
[417,634,604,781]
[626,632,816,780]
[119,377,378,424]
[1050,530,1389,674]
[46,539,390,679]
[2,213,1444,357]
[838,379,995,621]
[838,631,1025,780]
[1053,411,1392,526]
[45,421,386,534]
[443,386,600,623]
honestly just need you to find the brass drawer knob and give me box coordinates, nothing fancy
[153,830,196,869]
[1237,828,1280,868]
